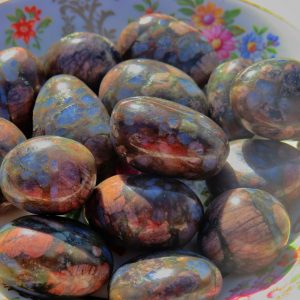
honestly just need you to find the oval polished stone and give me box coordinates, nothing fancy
[198,188,290,274]
[206,139,300,204]
[99,58,208,114]
[0,136,96,215]
[117,13,218,87]
[110,96,229,179]
[43,32,121,92]
[109,251,222,300]
[0,118,26,208]
[85,175,204,249]
[0,47,45,136]
[0,215,112,298]
[207,58,253,140]
[231,59,300,140]
[33,75,113,177]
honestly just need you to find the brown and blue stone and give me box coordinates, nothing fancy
[0,136,96,215]
[33,75,113,179]
[206,139,300,204]
[43,32,121,93]
[0,215,112,298]
[110,96,229,179]
[207,58,253,140]
[198,188,290,274]
[231,59,300,140]
[99,58,208,115]
[85,175,204,249]
[109,251,222,300]
[0,47,45,136]
[0,118,26,209]
[117,13,218,87]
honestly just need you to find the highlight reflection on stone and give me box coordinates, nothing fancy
[207,58,253,140]
[231,58,300,140]
[0,136,96,215]
[110,96,229,179]
[206,139,300,204]
[0,215,112,297]
[109,251,222,300]
[198,188,290,274]
[99,58,208,114]
[117,13,218,86]
[0,47,45,136]
[43,32,121,92]
[0,118,26,208]
[33,75,113,177]
[85,175,204,249]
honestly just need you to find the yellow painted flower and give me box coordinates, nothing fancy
[192,2,224,29]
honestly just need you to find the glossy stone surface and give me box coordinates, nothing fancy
[207,58,253,140]
[231,59,300,140]
[0,47,45,136]
[0,136,96,215]
[0,215,112,298]
[109,251,222,300]
[198,188,290,274]
[111,96,229,179]
[117,14,218,87]
[33,75,113,177]
[43,32,121,92]
[85,175,204,249]
[99,58,208,114]
[0,118,26,209]
[206,139,300,204]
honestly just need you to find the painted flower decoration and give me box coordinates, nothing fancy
[202,25,235,60]
[192,2,224,28]
[240,31,264,60]
[6,6,52,49]
[133,0,159,15]
[11,19,36,45]
[175,0,280,61]
[24,6,42,21]
[267,33,280,47]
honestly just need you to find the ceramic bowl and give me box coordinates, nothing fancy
[1,0,300,299]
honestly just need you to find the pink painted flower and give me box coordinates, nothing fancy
[202,25,236,60]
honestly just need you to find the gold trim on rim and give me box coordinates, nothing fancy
[239,0,300,31]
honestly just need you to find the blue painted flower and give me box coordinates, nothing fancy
[240,31,264,60]
[267,33,280,46]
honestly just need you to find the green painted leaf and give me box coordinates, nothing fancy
[152,1,159,10]
[253,25,260,34]
[38,17,52,29]
[32,37,41,50]
[143,0,152,5]
[231,52,239,59]
[228,25,245,36]
[15,8,26,21]
[5,35,12,45]
[224,18,234,26]
[179,7,194,16]
[177,0,195,7]
[12,40,17,46]
[134,4,146,12]
[266,47,277,54]
[258,27,268,35]
[6,15,18,22]
[195,0,204,5]
[224,9,241,20]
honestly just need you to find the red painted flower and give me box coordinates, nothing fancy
[145,7,154,14]
[25,5,42,21]
[12,19,36,44]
